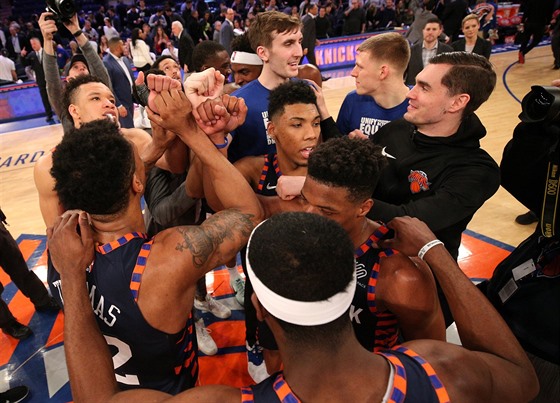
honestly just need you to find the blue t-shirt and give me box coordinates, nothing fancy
[336,91,409,139]
[229,80,277,163]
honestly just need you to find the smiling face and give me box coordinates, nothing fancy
[268,103,320,169]
[260,29,303,80]
[69,82,118,128]
[405,63,457,131]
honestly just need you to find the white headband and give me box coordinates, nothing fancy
[231,51,263,66]
[245,221,356,326]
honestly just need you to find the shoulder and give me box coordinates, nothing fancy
[34,151,54,179]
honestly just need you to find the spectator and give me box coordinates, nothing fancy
[22,37,54,123]
[302,3,319,67]
[153,25,170,55]
[316,6,332,39]
[372,0,399,30]
[103,17,120,40]
[83,19,99,43]
[405,0,438,45]
[172,21,195,72]
[220,8,235,54]
[130,28,154,73]
[451,14,492,59]
[342,0,366,35]
[0,49,17,84]
[149,8,168,29]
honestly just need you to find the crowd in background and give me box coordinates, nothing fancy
[0,0,524,84]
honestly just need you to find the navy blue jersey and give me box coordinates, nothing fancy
[240,346,450,402]
[352,225,399,352]
[48,233,198,394]
[256,153,282,196]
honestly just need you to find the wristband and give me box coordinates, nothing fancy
[418,239,444,261]
[214,136,229,149]
[72,29,83,37]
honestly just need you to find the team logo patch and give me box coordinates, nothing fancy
[408,170,430,194]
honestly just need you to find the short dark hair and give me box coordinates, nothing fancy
[268,81,317,121]
[108,36,122,47]
[429,52,496,117]
[51,119,135,216]
[192,41,227,72]
[61,74,106,126]
[308,137,387,202]
[152,55,178,71]
[424,17,442,28]
[248,212,355,347]
[231,33,255,53]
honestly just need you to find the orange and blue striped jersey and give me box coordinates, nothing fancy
[256,153,282,195]
[239,346,449,402]
[353,225,399,352]
[48,232,198,394]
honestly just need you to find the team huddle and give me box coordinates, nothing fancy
[35,10,538,403]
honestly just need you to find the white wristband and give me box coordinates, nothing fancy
[418,239,444,260]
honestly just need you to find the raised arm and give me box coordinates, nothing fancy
[39,12,64,118]
[382,217,539,403]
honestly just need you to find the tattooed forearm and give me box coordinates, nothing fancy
[175,209,255,269]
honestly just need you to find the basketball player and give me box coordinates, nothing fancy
[46,84,261,393]
[49,210,538,402]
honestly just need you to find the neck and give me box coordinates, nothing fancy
[258,67,290,90]
[350,218,378,249]
[423,39,437,49]
[465,36,477,46]
[276,151,308,177]
[416,116,462,137]
[280,329,388,401]
[89,198,146,244]
[370,80,409,109]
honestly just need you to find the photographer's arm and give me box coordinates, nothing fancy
[39,13,64,119]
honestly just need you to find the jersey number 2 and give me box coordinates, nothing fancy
[104,335,140,385]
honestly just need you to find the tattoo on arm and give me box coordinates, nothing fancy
[175,209,255,269]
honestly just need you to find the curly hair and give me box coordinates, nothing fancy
[61,75,107,126]
[248,11,301,50]
[430,52,496,117]
[191,40,227,72]
[231,33,255,53]
[268,81,317,121]
[247,212,355,346]
[51,119,135,216]
[308,137,387,203]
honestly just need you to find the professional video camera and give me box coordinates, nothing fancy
[482,85,560,396]
[45,0,76,22]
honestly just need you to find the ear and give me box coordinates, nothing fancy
[68,104,80,127]
[251,293,267,322]
[357,198,373,218]
[448,93,470,114]
[256,45,268,63]
[267,120,276,141]
[132,172,144,194]
[379,64,389,79]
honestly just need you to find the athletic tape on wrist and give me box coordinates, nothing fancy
[418,239,444,261]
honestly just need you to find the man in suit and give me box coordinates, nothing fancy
[103,37,135,128]
[220,8,235,54]
[23,37,54,123]
[5,24,29,63]
[302,3,319,67]
[171,21,195,73]
[405,17,453,86]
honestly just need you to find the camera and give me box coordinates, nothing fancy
[519,85,560,124]
[46,0,76,22]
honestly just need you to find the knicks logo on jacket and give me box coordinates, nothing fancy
[408,170,430,194]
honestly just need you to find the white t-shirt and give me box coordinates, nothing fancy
[0,56,15,81]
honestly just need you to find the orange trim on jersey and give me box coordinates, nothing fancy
[130,240,153,302]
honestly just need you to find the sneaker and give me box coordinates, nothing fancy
[230,277,245,306]
[194,319,218,356]
[246,341,269,383]
[515,211,538,225]
[194,294,231,319]
[1,320,32,340]
[0,385,29,403]
[518,51,525,64]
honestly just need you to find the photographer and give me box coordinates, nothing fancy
[483,80,560,403]
[39,10,112,132]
